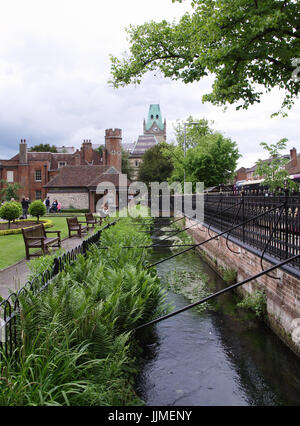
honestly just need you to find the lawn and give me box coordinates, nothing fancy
[0,216,85,270]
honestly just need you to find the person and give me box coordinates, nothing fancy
[57,201,62,212]
[51,200,58,213]
[45,196,50,213]
[21,197,29,219]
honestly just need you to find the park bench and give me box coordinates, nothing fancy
[66,216,88,238]
[85,212,102,228]
[22,224,61,260]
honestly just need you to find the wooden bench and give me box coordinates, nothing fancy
[66,217,88,238]
[22,224,61,260]
[85,212,102,228]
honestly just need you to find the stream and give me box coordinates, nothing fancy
[136,219,300,406]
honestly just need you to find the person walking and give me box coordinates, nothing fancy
[45,196,51,213]
[21,197,29,219]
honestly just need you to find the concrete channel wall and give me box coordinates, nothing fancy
[185,217,300,357]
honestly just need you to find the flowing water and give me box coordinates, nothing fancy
[136,220,300,406]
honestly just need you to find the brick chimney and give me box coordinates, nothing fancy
[105,129,122,171]
[81,139,93,163]
[290,147,297,167]
[74,151,81,166]
[19,139,28,164]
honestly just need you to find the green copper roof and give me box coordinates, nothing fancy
[145,104,164,131]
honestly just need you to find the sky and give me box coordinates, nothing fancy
[0,0,299,168]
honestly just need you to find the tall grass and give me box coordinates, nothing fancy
[0,215,167,406]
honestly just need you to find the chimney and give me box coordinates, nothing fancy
[81,139,93,163]
[19,139,28,164]
[74,151,81,166]
[290,147,297,168]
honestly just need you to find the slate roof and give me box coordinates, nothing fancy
[44,165,131,189]
[130,135,158,158]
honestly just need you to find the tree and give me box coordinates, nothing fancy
[110,0,300,114]
[28,200,46,222]
[121,149,134,180]
[29,144,57,152]
[137,143,174,186]
[0,201,22,228]
[0,180,22,201]
[255,138,298,193]
[164,118,240,188]
[184,133,240,188]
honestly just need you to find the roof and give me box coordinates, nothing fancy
[44,165,109,188]
[130,135,158,157]
[44,165,131,189]
[145,104,164,131]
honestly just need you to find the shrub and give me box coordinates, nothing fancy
[0,201,22,228]
[28,200,46,222]
[237,289,267,318]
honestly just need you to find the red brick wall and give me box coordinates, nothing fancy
[185,218,300,356]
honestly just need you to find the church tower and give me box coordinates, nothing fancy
[143,104,166,143]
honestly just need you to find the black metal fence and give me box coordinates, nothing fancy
[203,194,300,271]
[0,220,117,360]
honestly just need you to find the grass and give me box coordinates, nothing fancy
[0,216,85,270]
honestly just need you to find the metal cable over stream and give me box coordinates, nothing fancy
[131,202,300,331]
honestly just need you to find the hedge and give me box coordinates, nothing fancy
[0,219,53,236]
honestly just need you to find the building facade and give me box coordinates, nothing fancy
[0,129,129,212]
[129,104,166,179]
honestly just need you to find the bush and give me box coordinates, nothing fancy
[28,200,46,222]
[237,289,267,318]
[0,201,22,228]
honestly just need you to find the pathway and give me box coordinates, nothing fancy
[0,235,86,300]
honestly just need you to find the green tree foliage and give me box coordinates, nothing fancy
[0,201,22,228]
[137,143,174,186]
[0,180,22,201]
[29,144,57,152]
[164,118,240,188]
[28,200,46,222]
[94,145,105,156]
[121,149,134,180]
[255,138,298,193]
[110,0,300,113]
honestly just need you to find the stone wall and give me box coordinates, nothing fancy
[47,191,89,210]
[185,217,300,357]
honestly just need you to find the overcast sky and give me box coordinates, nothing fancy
[0,0,299,168]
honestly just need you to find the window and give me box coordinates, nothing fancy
[7,171,14,182]
[58,161,66,168]
[135,160,139,167]
[35,190,42,200]
[35,170,42,181]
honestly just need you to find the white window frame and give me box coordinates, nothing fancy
[6,171,14,182]
[35,170,42,181]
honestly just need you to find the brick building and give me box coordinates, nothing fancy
[235,147,300,183]
[0,128,130,212]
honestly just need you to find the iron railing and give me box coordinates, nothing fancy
[0,220,117,360]
[203,194,300,271]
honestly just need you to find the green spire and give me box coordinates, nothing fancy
[145,104,164,131]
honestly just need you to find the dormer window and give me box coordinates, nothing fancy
[156,115,159,119]
[151,114,154,119]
